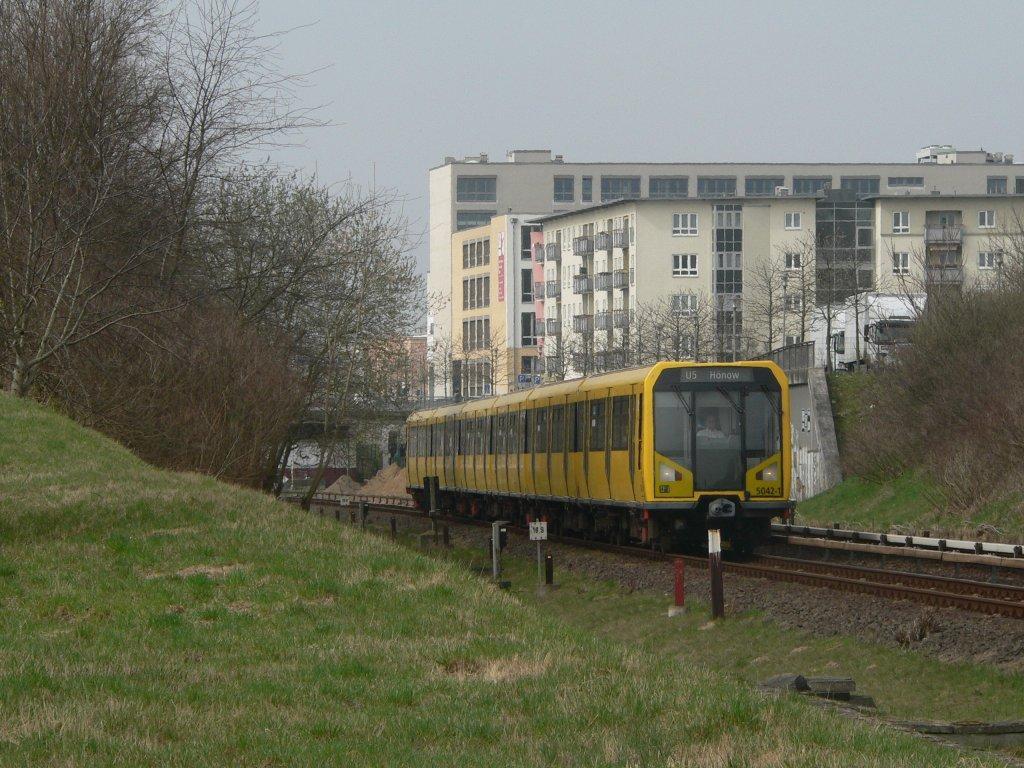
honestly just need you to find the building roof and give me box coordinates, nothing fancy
[534,195,820,224]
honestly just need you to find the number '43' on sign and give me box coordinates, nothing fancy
[529,521,548,541]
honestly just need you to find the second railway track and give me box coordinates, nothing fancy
[300,494,1024,621]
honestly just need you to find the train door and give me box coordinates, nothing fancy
[519,407,533,496]
[534,405,550,496]
[568,398,586,500]
[444,416,456,489]
[507,407,520,494]
[586,391,610,499]
[549,401,566,497]
[607,389,636,502]
[632,388,646,501]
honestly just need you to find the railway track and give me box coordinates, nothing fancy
[297,494,1024,621]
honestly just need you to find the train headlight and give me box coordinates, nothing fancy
[760,464,778,482]
[659,463,681,482]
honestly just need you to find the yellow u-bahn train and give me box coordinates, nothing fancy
[405,361,792,551]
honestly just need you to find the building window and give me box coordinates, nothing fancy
[672,212,698,236]
[784,295,802,311]
[671,253,698,277]
[888,176,924,188]
[697,176,736,198]
[979,251,1000,270]
[462,237,491,268]
[462,317,491,352]
[581,176,593,202]
[456,176,496,202]
[784,252,801,270]
[784,212,801,230]
[785,334,800,347]
[521,268,534,302]
[745,177,784,196]
[1016,177,1024,195]
[521,312,536,346]
[988,176,1008,195]
[840,176,880,196]
[462,275,491,309]
[600,176,641,202]
[649,176,689,199]
[520,225,538,261]
[671,293,697,314]
[792,176,831,195]
[892,252,910,275]
[892,211,909,234]
[456,210,495,230]
[554,176,574,203]
[979,209,995,228]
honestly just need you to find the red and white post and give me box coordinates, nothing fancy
[708,529,725,620]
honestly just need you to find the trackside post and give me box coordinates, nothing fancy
[709,529,725,619]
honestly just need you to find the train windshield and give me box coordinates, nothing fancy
[654,368,781,491]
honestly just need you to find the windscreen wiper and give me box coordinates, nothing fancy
[716,386,744,415]
[760,384,783,425]
[671,386,694,416]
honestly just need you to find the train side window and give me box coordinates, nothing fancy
[611,396,630,450]
[521,410,532,453]
[536,407,549,453]
[573,402,584,451]
[550,405,564,452]
[478,417,485,454]
[589,399,607,451]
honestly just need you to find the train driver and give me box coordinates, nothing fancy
[697,412,726,439]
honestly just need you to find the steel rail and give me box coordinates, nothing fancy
[298,495,1024,620]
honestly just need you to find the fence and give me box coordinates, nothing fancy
[756,340,815,386]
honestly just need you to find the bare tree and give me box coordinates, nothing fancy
[744,254,787,354]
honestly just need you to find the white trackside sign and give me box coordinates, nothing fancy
[529,521,548,541]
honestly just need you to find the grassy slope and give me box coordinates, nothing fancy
[496,555,1024,726]
[0,395,1004,767]
[798,375,1023,539]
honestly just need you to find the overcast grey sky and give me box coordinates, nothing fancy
[253,0,1024,273]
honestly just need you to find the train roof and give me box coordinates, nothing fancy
[406,360,784,423]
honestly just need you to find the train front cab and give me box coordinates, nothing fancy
[643,361,792,550]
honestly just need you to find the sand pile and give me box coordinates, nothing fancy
[325,474,362,495]
[360,464,409,498]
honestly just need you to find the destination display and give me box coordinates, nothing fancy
[658,367,757,385]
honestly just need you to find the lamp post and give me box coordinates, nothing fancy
[782,272,791,348]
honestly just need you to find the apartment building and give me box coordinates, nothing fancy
[538,191,1024,378]
[444,214,543,398]
[428,145,1022,391]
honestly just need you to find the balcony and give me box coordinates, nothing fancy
[612,268,629,289]
[533,281,546,301]
[595,311,611,331]
[612,228,628,248]
[594,271,613,291]
[925,225,964,245]
[546,280,561,299]
[570,353,585,371]
[545,242,560,261]
[572,274,593,294]
[573,236,594,256]
[572,313,594,333]
[926,265,965,284]
[595,232,613,251]
[545,317,561,335]
[595,349,626,371]
[613,309,630,328]
[533,243,545,262]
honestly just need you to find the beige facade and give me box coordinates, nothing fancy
[428,147,1023,391]
[537,192,1024,379]
[445,215,542,398]
[873,196,1023,292]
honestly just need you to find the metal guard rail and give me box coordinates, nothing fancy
[774,523,1024,558]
